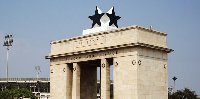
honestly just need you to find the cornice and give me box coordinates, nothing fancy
[45,42,173,59]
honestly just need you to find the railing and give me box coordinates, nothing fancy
[0,78,50,81]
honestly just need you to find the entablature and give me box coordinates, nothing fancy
[46,25,173,60]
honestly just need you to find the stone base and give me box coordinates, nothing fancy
[82,26,116,35]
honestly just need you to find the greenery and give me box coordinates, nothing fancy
[169,88,199,99]
[0,88,36,99]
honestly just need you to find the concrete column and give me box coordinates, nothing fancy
[50,64,73,99]
[101,59,110,99]
[72,63,81,99]
[66,63,73,99]
[80,65,97,99]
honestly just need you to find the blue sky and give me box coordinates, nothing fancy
[0,0,200,96]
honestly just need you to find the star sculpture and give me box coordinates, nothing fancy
[89,6,121,28]
[89,6,104,28]
[106,7,121,28]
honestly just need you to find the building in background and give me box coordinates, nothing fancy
[0,78,113,99]
[0,78,50,99]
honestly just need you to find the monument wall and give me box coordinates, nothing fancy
[49,25,167,56]
[46,25,173,99]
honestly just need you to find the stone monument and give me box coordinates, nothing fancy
[46,6,173,99]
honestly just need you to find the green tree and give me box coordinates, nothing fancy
[169,88,199,99]
[0,88,36,99]
[0,90,11,99]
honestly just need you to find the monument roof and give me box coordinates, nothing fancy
[51,25,167,45]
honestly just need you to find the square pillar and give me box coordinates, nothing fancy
[101,59,110,99]
[66,63,73,99]
[50,64,72,99]
[72,63,81,99]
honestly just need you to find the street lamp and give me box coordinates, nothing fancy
[3,34,13,80]
[172,76,177,93]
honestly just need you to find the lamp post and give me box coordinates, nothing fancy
[3,34,13,80]
[172,76,177,93]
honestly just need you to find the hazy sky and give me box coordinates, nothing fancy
[0,0,200,96]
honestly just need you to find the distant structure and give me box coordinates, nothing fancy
[35,66,41,79]
[3,34,13,80]
[46,6,173,99]
[0,78,50,99]
[172,76,177,93]
[0,78,111,99]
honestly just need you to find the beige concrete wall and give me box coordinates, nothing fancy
[113,48,168,99]
[49,48,169,99]
[48,25,172,99]
[113,55,138,99]
[50,64,72,99]
[137,29,166,48]
[137,48,168,99]
[49,25,168,56]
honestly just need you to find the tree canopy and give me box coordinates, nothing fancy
[169,88,199,99]
[0,88,36,99]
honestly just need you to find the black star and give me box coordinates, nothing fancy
[106,7,121,28]
[89,6,104,28]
